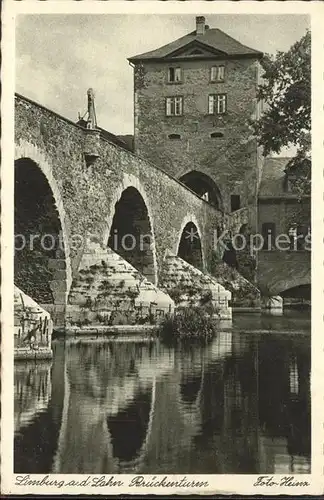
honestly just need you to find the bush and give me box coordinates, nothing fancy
[158,307,218,345]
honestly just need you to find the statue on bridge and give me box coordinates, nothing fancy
[77,88,97,130]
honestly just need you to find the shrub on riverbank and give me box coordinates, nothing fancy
[158,307,218,345]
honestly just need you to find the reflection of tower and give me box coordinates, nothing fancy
[257,337,311,474]
[289,356,299,395]
[286,346,311,471]
[221,331,259,473]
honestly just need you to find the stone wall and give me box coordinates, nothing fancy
[258,198,311,235]
[134,57,261,214]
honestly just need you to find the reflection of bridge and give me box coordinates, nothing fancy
[51,337,234,473]
[14,362,52,433]
[14,333,310,475]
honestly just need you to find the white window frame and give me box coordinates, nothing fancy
[210,65,225,82]
[208,94,227,115]
[168,67,182,83]
[166,96,183,116]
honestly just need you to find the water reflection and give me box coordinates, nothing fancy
[15,361,52,434]
[14,320,311,474]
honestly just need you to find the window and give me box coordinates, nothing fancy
[261,222,276,250]
[168,133,181,140]
[230,195,240,212]
[210,131,224,138]
[208,94,227,115]
[166,97,183,116]
[168,67,182,83]
[211,65,225,82]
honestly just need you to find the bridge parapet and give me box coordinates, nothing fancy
[228,206,250,235]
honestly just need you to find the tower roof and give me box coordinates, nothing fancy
[128,18,262,63]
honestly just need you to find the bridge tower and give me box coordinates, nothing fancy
[128,16,264,224]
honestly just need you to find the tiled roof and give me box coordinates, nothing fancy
[128,28,262,62]
[258,157,292,197]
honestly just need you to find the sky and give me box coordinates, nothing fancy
[16,14,310,136]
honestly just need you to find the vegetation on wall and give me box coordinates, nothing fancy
[159,307,218,345]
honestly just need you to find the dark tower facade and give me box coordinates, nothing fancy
[129,16,264,219]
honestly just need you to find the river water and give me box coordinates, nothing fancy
[14,311,311,475]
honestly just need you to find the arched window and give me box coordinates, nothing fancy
[168,133,181,140]
[288,224,307,250]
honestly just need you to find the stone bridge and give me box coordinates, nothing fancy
[14,94,310,327]
[16,94,247,326]
[257,250,311,297]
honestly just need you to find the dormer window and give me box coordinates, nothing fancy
[168,67,182,83]
[211,65,225,82]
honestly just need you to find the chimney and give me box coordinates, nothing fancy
[196,16,206,36]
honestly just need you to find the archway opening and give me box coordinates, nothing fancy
[178,222,203,270]
[180,374,202,404]
[107,388,151,463]
[179,171,222,210]
[107,187,156,283]
[281,284,311,309]
[15,158,67,308]
[280,284,311,299]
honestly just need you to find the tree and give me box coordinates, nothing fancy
[253,30,311,194]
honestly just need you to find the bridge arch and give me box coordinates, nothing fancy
[270,277,311,297]
[179,170,223,210]
[104,174,158,285]
[176,215,205,270]
[15,141,72,325]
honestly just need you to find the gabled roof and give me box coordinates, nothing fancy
[258,157,292,197]
[128,28,262,63]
